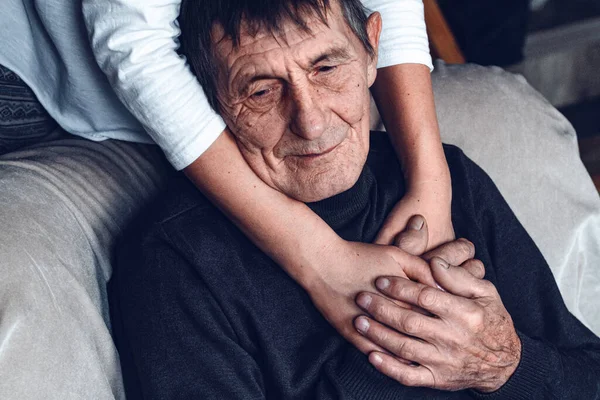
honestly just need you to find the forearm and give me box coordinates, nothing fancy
[184,130,343,289]
[370,63,453,246]
[371,63,449,187]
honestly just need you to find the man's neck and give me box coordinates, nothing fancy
[305,132,406,243]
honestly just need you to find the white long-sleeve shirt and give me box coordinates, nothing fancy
[0,0,431,170]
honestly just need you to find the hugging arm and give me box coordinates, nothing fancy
[372,64,453,249]
[364,0,454,248]
[83,0,451,357]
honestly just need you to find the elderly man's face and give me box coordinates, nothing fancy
[212,3,381,202]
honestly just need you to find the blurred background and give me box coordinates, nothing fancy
[432,0,600,189]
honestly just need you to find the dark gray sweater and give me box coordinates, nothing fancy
[111,133,600,400]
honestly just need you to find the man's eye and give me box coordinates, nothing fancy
[317,65,337,73]
[252,89,270,98]
[247,85,281,107]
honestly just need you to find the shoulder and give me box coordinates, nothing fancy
[367,132,494,198]
[117,173,252,282]
[443,143,484,184]
[442,144,510,219]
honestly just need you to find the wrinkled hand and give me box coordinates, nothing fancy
[375,181,455,250]
[354,258,521,393]
[308,216,475,356]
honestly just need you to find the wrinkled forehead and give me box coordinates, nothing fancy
[210,3,356,72]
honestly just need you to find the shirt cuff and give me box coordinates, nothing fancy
[377,49,433,71]
[162,115,227,171]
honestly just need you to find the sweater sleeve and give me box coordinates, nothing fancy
[82,0,432,170]
[446,148,600,400]
[112,223,266,400]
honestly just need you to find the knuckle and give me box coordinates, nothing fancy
[389,279,411,300]
[371,299,388,319]
[402,314,423,335]
[406,370,429,387]
[470,259,485,275]
[371,324,390,343]
[391,364,415,386]
[373,300,399,325]
[400,374,417,387]
[457,239,475,258]
[465,307,485,329]
[400,342,416,360]
[479,279,497,295]
[417,287,438,308]
[396,234,416,252]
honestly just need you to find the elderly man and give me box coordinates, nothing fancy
[110,0,600,398]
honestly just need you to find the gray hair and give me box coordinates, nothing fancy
[178,0,375,111]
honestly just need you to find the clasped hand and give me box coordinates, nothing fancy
[308,215,521,393]
[308,216,480,356]
[354,218,522,393]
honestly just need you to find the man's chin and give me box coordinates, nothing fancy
[281,168,363,203]
[268,139,369,202]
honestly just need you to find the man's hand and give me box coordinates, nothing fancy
[353,258,521,393]
[307,216,477,356]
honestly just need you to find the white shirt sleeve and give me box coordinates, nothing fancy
[82,0,226,170]
[363,0,433,70]
[82,0,431,170]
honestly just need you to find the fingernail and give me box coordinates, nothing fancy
[371,353,383,366]
[436,258,450,269]
[357,294,372,309]
[355,317,370,334]
[410,216,424,231]
[376,278,390,290]
[436,283,446,292]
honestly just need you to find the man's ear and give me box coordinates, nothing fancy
[366,11,382,87]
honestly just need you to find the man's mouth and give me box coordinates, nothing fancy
[298,143,340,159]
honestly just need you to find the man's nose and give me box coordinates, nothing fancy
[289,86,328,140]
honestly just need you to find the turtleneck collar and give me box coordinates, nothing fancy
[306,166,376,232]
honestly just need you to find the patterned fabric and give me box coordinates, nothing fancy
[0,65,57,155]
